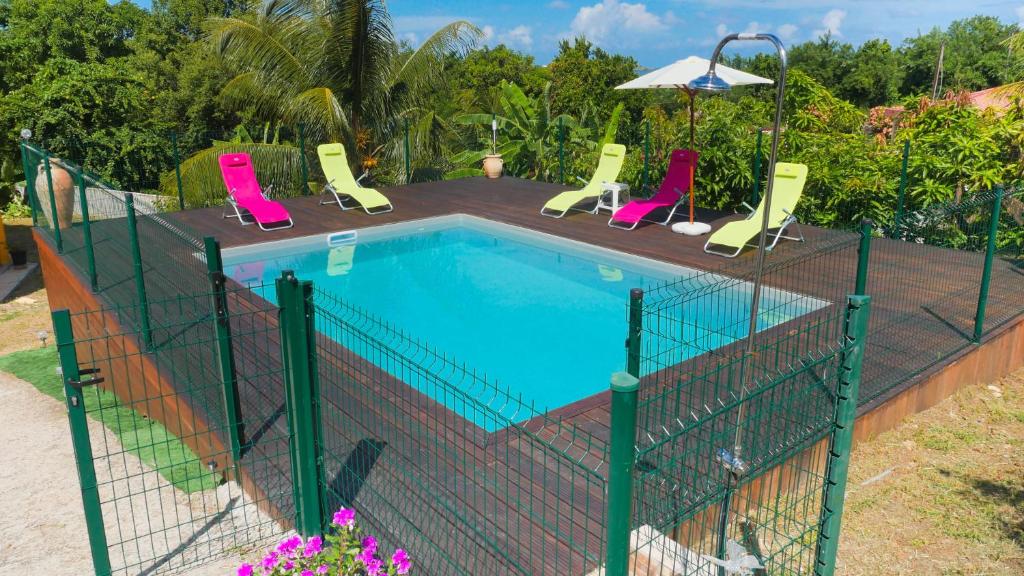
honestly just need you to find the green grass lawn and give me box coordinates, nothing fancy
[0,346,220,493]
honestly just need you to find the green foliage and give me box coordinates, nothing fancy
[208,0,481,184]
[0,346,218,493]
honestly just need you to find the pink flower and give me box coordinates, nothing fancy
[360,535,378,555]
[237,563,254,576]
[277,535,304,557]
[315,565,329,575]
[282,560,295,571]
[357,547,375,565]
[300,570,314,576]
[392,549,410,575]
[260,551,279,574]
[332,507,356,530]
[365,558,384,576]
[303,536,323,558]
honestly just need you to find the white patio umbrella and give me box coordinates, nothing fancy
[616,56,772,234]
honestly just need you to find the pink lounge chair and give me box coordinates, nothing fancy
[219,153,294,231]
[608,149,699,230]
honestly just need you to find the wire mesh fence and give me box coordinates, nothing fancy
[310,286,611,576]
[54,283,293,575]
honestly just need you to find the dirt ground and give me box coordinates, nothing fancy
[0,369,278,576]
[837,370,1024,575]
[0,217,51,355]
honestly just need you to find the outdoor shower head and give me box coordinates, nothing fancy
[687,70,731,92]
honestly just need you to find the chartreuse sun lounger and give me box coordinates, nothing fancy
[219,153,294,231]
[317,143,394,214]
[704,162,808,258]
[541,143,626,218]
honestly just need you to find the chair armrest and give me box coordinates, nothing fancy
[741,201,756,215]
[576,176,588,185]
[356,172,369,186]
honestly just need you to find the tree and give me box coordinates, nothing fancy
[788,34,855,92]
[547,38,648,145]
[841,39,903,107]
[448,45,550,110]
[900,16,1020,96]
[208,0,481,181]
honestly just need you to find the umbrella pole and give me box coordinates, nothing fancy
[688,88,696,224]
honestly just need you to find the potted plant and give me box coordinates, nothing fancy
[483,116,503,179]
[34,158,75,229]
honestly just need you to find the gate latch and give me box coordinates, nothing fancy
[68,368,104,390]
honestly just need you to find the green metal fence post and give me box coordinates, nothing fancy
[297,123,310,195]
[642,119,650,195]
[276,270,326,536]
[171,131,185,210]
[77,168,98,292]
[626,288,643,377]
[855,219,873,296]
[19,141,38,227]
[973,185,1004,342]
[125,194,153,349]
[814,295,872,576]
[606,370,639,576]
[751,129,763,206]
[43,150,64,252]
[559,116,566,185]
[53,309,113,576]
[205,237,243,464]
[404,118,411,184]
[894,139,910,231]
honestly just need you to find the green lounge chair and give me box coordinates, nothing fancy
[541,143,627,218]
[317,143,394,214]
[704,162,807,258]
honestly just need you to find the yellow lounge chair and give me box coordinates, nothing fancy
[541,143,626,218]
[704,162,807,258]
[317,143,394,214]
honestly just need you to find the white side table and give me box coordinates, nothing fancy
[597,182,630,213]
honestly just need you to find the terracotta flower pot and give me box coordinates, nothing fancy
[35,159,75,230]
[483,154,504,179]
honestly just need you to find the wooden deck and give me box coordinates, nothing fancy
[36,176,1024,575]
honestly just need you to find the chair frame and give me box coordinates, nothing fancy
[703,205,803,258]
[539,176,607,218]
[319,172,394,215]
[222,184,295,231]
[607,187,689,230]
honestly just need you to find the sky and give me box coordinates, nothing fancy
[389,0,1024,66]
[129,1,1024,67]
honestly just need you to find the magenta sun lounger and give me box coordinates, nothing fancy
[219,153,294,231]
[608,149,699,230]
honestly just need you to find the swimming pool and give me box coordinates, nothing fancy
[223,215,825,432]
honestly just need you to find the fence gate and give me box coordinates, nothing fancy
[50,278,297,575]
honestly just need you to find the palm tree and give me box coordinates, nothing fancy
[207,0,480,179]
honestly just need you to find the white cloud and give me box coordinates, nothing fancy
[500,25,534,48]
[715,23,728,37]
[812,8,846,38]
[548,0,571,8]
[1017,5,1024,25]
[481,25,496,43]
[743,21,769,34]
[569,0,667,45]
[776,23,798,41]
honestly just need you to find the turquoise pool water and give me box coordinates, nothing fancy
[223,215,824,432]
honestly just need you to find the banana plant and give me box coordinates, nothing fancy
[447,81,598,181]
